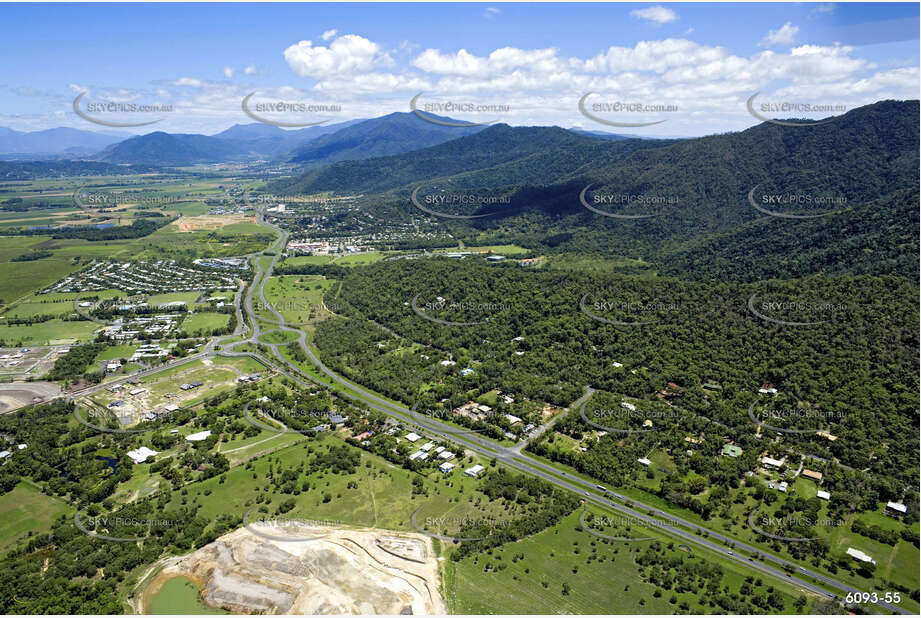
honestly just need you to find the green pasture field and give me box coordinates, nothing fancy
[1,301,78,319]
[433,244,530,256]
[449,507,810,615]
[182,312,230,335]
[0,481,73,554]
[282,255,335,266]
[333,251,386,266]
[258,330,299,344]
[94,344,137,363]
[147,291,201,306]
[0,319,98,345]
[262,275,337,325]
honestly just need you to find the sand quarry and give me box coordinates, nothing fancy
[144,522,447,615]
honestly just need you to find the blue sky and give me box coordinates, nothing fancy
[1,2,918,136]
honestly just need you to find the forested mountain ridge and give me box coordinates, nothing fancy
[271,123,671,195]
[656,186,920,281]
[275,100,917,199]
[97,132,243,165]
[272,100,918,281]
[285,111,485,169]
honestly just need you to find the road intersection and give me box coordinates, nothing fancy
[59,206,907,615]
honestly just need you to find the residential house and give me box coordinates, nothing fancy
[886,501,908,518]
[464,464,486,478]
[801,469,823,482]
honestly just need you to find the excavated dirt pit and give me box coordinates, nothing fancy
[144,523,446,615]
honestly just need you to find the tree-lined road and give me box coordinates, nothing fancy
[58,205,904,615]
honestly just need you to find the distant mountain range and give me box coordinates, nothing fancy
[96,119,366,165]
[90,113,486,166]
[0,115,650,166]
[0,127,127,156]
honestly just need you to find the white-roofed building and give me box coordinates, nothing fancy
[438,450,455,460]
[420,441,435,452]
[464,464,486,478]
[127,446,159,463]
[405,432,421,443]
[886,501,908,517]
[846,547,876,564]
[637,457,651,466]
[186,430,212,442]
[439,462,456,473]
[761,456,784,469]
[817,490,831,500]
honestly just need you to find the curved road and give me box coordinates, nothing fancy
[61,204,906,615]
[235,209,906,615]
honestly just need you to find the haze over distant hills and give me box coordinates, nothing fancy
[89,113,485,166]
[95,119,366,165]
[0,113,652,166]
[0,126,127,156]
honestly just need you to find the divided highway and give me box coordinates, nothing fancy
[62,207,906,615]
[240,212,905,615]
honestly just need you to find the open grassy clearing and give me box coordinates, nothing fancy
[182,312,231,335]
[449,508,811,615]
[1,301,78,319]
[262,275,337,325]
[332,251,386,266]
[147,291,202,306]
[0,319,98,345]
[0,481,73,554]
[522,440,920,612]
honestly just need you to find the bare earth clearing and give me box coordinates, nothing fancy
[142,523,446,615]
[176,214,256,232]
[0,381,61,414]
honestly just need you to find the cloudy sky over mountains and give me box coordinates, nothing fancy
[1,2,918,136]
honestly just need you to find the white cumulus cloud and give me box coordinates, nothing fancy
[631,6,678,25]
[761,22,799,47]
[284,34,392,79]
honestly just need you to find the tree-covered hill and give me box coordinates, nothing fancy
[271,123,671,195]
[273,100,919,281]
[285,111,485,170]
